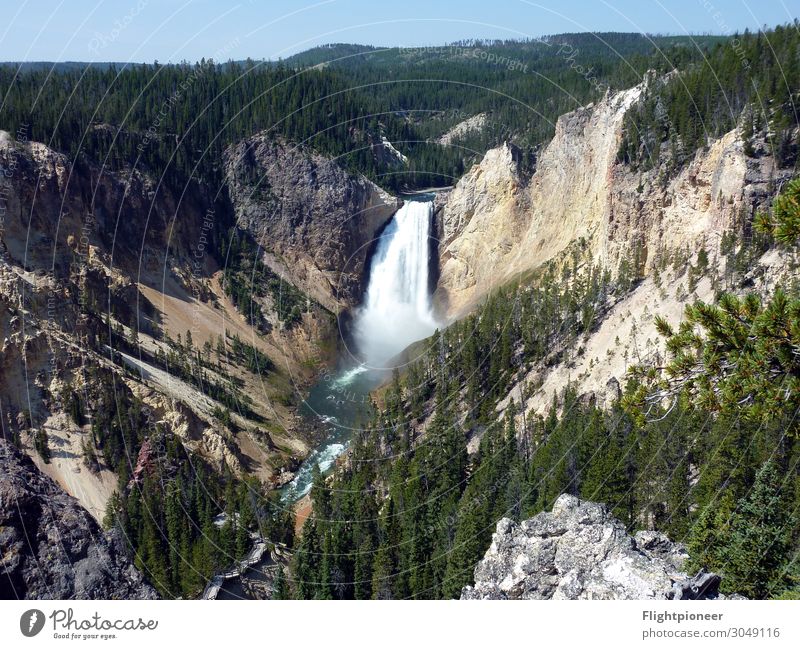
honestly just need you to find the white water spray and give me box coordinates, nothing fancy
[354,200,438,367]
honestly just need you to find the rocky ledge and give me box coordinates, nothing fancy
[0,440,157,599]
[462,494,734,600]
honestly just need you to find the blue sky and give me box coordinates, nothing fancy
[0,0,795,63]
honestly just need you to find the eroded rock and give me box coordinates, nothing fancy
[224,135,402,311]
[0,439,157,599]
[462,494,730,600]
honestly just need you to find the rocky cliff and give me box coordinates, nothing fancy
[0,439,156,599]
[0,126,404,518]
[224,135,401,312]
[435,78,788,319]
[433,142,526,316]
[462,494,732,600]
[0,131,214,287]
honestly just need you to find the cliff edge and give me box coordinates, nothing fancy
[462,494,735,600]
[0,439,157,599]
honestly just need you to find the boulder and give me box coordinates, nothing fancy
[462,494,732,600]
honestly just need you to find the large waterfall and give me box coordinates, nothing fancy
[353,199,438,367]
[281,198,438,502]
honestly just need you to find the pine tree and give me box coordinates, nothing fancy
[272,566,289,600]
[34,427,51,463]
[353,537,374,600]
[755,177,800,245]
[718,462,795,598]
[370,543,395,600]
[291,520,321,599]
[635,288,800,438]
[442,488,490,599]
[686,490,734,575]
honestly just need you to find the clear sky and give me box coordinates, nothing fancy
[0,0,796,63]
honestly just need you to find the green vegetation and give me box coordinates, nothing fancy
[221,229,313,330]
[692,461,796,599]
[33,428,51,463]
[618,24,800,172]
[227,331,274,374]
[293,288,798,599]
[108,323,263,422]
[88,364,278,598]
[292,181,800,600]
[286,33,721,161]
[756,177,800,245]
[105,445,263,597]
[0,31,732,195]
[0,59,455,192]
[632,289,800,436]
[5,26,797,601]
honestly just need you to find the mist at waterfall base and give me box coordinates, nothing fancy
[281,198,437,502]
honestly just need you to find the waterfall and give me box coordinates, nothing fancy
[281,198,438,503]
[353,199,437,368]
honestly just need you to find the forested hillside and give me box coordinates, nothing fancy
[291,171,800,601]
[0,32,730,194]
[618,23,800,172]
[286,33,722,156]
[3,28,795,197]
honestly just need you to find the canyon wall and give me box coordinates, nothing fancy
[434,79,786,320]
[224,135,401,313]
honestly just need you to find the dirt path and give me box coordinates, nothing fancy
[293,493,312,537]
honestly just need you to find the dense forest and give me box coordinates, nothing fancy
[290,179,800,600]
[2,28,795,199]
[0,32,729,196]
[618,24,800,172]
[58,363,244,598]
[286,33,721,158]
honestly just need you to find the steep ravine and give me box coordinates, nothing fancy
[0,127,403,533]
[0,72,794,600]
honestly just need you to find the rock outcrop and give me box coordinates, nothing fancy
[0,439,157,599]
[435,79,789,319]
[224,135,402,312]
[462,494,730,600]
[437,113,488,146]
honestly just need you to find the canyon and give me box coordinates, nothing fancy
[0,68,795,599]
[433,78,795,425]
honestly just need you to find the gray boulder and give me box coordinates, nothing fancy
[462,494,728,600]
